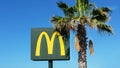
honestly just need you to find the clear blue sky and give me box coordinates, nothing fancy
[0,0,120,68]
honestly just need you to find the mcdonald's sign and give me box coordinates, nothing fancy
[31,28,70,60]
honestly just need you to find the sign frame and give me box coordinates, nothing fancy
[31,28,70,61]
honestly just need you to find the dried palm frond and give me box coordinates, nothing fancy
[89,40,94,56]
[74,35,81,52]
[86,17,94,28]
[70,19,75,29]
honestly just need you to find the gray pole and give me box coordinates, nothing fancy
[48,60,53,68]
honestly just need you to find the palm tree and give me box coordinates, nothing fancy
[51,0,113,68]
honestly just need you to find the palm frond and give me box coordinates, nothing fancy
[89,40,94,56]
[92,7,111,23]
[57,2,68,10]
[97,23,113,34]
[51,16,62,23]
[86,17,94,28]
[76,0,81,16]
[67,7,75,17]
[92,14,109,22]
[70,19,75,30]
[76,0,80,8]
[51,16,68,23]
[57,2,76,18]
[84,3,94,13]
[100,7,111,13]
[57,2,69,16]
[74,35,81,52]
[92,9,101,16]
[84,0,88,5]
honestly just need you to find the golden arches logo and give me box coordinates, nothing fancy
[35,31,65,56]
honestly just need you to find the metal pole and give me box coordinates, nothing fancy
[48,60,53,68]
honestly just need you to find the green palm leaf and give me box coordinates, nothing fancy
[97,23,113,34]
[92,7,111,23]
[57,2,68,10]
[57,2,76,18]
[100,7,111,13]
[51,16,62,23]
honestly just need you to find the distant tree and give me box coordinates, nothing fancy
[51,0,113,68]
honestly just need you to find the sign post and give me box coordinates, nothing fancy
[49,60,53,68]
[31,28,70,68]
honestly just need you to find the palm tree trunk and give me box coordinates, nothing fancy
[77,24,87,68]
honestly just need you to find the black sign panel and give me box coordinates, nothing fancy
[31,28,70,60]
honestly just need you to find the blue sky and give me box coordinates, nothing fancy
[0,0,120,68]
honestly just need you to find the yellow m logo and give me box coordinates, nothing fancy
[35,31,65,56]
